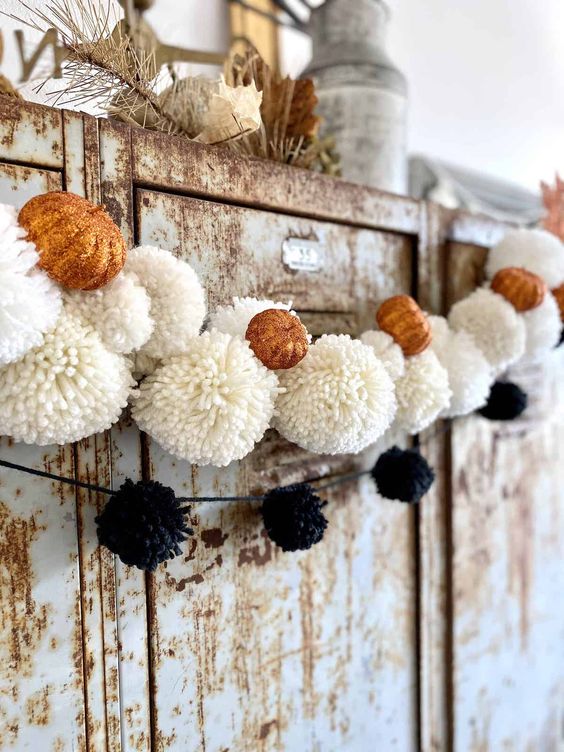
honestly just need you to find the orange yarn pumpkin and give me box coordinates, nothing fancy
[376,295,431,356]
[18,191,126,290]
[246,309,309,369]
[490,267,546,312]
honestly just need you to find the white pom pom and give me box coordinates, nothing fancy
[0,311,134,445]
[208,296,297,338]
[393,349,452,434]
[132,351,160,380]
[360,329,405,381]
[132,330,279,466]
[273,334,396,454]
[486,229,564,288]
[448,287,526,374]
[521,292,561,362]
[64,271,153,354]
[0,204,61,365]
[125,245,206,359]
[428,315,492,418]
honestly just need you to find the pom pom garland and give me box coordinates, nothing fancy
[428,315,492,418]
[132,330,280,466]
[393,349,452,434]
[360,329,405,381]
[64,271,153,354]
[521,292,562,361]
[95,479,193,571]
[448,287,526,374]
[0,204,62,365]
[486,229,564,289]
[0,311,135,445]
[478,381,528,421]
[262,483,328,551]
[371,446,435,503]
[125,245,206,359]
[274,334,397,454]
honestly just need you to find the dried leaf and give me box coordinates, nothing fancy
[223,44,329,171]
[541,174,564,241]
[287,78,320,140]
[195,79,262,145]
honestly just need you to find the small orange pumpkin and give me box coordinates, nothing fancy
[246,309,309,370]
[490,267,546,312]
[376,295,431,357]
[18,191,126,290]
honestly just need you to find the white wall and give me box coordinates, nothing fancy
[282,0,564,192]
[2,0,563,191]
[0,0,229,105]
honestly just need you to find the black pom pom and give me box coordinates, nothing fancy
[371,446,435,503]
[478,380,528,421]
[262,483,328,552]
[96,479,193,571]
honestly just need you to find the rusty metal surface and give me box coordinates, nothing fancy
[447,239,564,752]
[0,440,87,751]
[136,190,418,750]
[0,99,63,169]
[0,98,562,752]
[416,203,452,752]
[131,128,421,235]
[450,373,564,750]
[68,112,122,752]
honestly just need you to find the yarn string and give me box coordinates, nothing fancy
[0,423,454,503]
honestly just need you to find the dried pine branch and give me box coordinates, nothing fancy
[8,0,189,135]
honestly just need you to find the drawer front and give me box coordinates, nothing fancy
[132,189,419,752]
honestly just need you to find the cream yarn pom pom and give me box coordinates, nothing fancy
[125,245,206,359]
[64,271,153,354]
[521,292,561,361]
[486,229,564,288]
[448,287,526,374]
[428,315,492,418]
[273,334,396,454]
[0,311,134,445]
[208,296,293,338]
[393,349,452,434]
[0,203,61,365]
[132,330,279,466]
[360,329,405,381]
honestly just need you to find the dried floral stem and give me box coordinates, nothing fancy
[7,0,188,134]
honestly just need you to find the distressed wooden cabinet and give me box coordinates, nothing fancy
[0,99,562,752]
